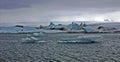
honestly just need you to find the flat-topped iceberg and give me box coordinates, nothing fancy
[0,26,21,33]
[58,35,102,44]
[38,29,66,34]
[0,26,38,33]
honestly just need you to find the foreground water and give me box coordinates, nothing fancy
[0,33,120,62]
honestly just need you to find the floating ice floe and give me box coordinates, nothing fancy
[39,29,66,34]
[32,32,46,37]
[58,35,102,44]
[22,36,46,43]
[77,35,102,41]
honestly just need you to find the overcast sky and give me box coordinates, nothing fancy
[0,0,120,26]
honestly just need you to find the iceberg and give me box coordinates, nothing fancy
[58,35,102,44]
[22,35,46,43]
[39,29,66,34]
[22,34,46,43]
[0,26,21,33]
[32,32,46,37]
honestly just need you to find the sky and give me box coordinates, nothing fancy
[0,0,120,26]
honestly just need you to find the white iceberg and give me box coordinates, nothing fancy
[32,32,46,37]
[22,35,46,43]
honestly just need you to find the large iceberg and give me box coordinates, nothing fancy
[0,26,38,33]
[0,26,21,33]
[58,35,102,44]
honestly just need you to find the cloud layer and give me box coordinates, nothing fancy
[0,0,120,26]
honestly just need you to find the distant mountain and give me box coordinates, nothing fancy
[89,22,120,29]
[88,22,120,26]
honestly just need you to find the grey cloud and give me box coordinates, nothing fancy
[0,0,51,9]
[0,0,120,9]
[37,0,120,9]
[0,0,120,26]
